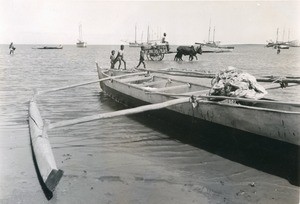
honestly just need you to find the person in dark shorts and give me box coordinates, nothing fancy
[110,50,116,69]
[136,46,146,69]
[115,45,126,70]
[9,42,16,55]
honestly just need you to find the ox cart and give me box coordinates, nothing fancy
[144,43,175,61]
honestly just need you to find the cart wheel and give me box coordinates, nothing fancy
[149,49,163,61]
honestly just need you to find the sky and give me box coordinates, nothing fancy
[0,0,299,45]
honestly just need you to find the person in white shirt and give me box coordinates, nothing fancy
[115,45,126,70]
[161,33,169,51]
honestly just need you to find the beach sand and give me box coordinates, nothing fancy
[1,118,299,204]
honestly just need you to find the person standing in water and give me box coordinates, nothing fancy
[277,47,281,54]
[115,45,126,70]
[110,50,116,69]
[9,42,16,55]
[136,46,146,69]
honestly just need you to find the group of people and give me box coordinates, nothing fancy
[110,44,147,70]
[109,33,169,70]
[110,45,127,70]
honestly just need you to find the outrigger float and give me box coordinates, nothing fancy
[28,95,63,194]
[28,63,300,197]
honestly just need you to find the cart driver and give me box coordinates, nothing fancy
[162,33,169,52]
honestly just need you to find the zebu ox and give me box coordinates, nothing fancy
[174,45,202,61]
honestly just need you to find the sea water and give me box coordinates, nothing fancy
[0,45,299,203]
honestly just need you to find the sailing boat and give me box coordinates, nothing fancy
[128,25,161,47]
[271,28,289,49]
[76,24,87,48]
[129,25,142,47]
[205,25,221,48]
[197,22,234,53]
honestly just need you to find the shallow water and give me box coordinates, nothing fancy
[0,44,299,203]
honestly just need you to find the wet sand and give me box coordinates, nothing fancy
[1,105,299,204]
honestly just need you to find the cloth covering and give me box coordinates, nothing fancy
[209,67,267,100]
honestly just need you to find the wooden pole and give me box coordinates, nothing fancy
[38,71,147,95]
[142,69,300,84]
[48,97,190,129]
[196,95,300,106]
[146,90,300,106]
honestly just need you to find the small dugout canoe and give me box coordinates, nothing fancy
[96,65,300,146]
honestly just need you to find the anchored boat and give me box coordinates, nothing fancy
[34,45,63,49]
[96,65,300,146]
[76,24,87,48]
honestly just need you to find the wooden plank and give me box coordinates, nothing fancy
[145,84,191,93]
[196,95,300,107]
[142,68,300,84]
[119,76,152,83]
[134,80,168,87]
[147,91,300,107]
[148,89,210,97]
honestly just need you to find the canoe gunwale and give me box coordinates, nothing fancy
[103,69,211,89]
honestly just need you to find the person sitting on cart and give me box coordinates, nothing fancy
[136,46,146,69]
[115,45,126,70]
[162,33,169,51]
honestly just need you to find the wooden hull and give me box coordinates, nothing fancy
[36,46,63,49]
[129,42,142,47]
[76,42,87,48]
[97,67,300,146]
[28,98,63,192]
[202,46,233,53]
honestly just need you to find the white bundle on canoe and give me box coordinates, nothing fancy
[209,66,268,99]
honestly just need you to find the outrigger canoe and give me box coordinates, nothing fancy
[96,65,300,146]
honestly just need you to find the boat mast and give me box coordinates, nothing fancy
[208,19,211,42]
[141,31,144,44]
[79,24,83,41]
[135,25,137,43]
[282,27,285,42]
[213,27,215,42]
[276,28,279,43]
[147,26,149,43]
